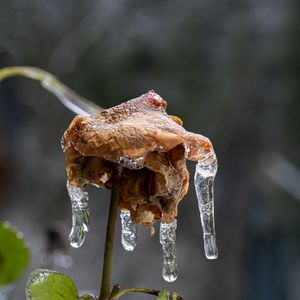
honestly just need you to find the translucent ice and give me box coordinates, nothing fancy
[160,219,178,282]
[67,183,90,248]
[120,210,137,251]
[194,156,218,259]
[117,156,145,170]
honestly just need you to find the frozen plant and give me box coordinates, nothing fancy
[0,66,218,300]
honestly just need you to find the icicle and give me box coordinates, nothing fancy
[67,183,90,248]
[120,210,137,251]
[159,219,178,282]
[194,156,218,259]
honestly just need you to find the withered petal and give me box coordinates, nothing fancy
[62,91,214,226]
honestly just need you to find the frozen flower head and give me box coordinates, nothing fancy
[62,91,215,225]
[62,91,218,280]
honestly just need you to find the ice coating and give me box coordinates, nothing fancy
[62,91,218,253]
[160,219,178,282]
[194,156,218,259]
[120,209,137,251]
[67,183,90,248]
[62,91,216,227]
[26,269,53,299]
[117,156,145,170]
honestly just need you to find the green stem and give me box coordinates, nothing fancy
[110,288,160,299]
[0,66,102,115]
[99,166,123,300]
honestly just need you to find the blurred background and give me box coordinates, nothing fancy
[0,0,300,299]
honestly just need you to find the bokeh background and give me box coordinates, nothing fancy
[0,0,300,299]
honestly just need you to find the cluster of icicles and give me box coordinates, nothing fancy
[67,156,218,283]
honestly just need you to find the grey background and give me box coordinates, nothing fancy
[0,0,300,299]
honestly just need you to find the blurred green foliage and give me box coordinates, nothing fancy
[0,222,30,286]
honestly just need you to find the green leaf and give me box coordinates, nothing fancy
[0,221,30,285]
[157,289,184,300]
[26,269,78,300]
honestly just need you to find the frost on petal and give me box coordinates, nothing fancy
[62,91,218,239]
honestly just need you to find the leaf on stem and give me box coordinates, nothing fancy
[26,269,78,300]
[157,289,184,300]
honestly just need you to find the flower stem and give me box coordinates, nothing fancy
[110,288,160,299]
[0,66,102,115]
[99,166,123,300]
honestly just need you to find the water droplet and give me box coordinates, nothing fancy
[194,156,218,259]
[120,210,137,251]
[160,219,178,282]
[67,183,90,248]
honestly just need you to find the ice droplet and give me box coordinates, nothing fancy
[67,183,90,248]
[120,210,137,251]
[160,219,178,282]
[194,156,218,259]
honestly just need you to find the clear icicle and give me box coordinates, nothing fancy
[67,183,90,248]
[194,156,218,259]
[159,219,178,282]
[120,210,137,251]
